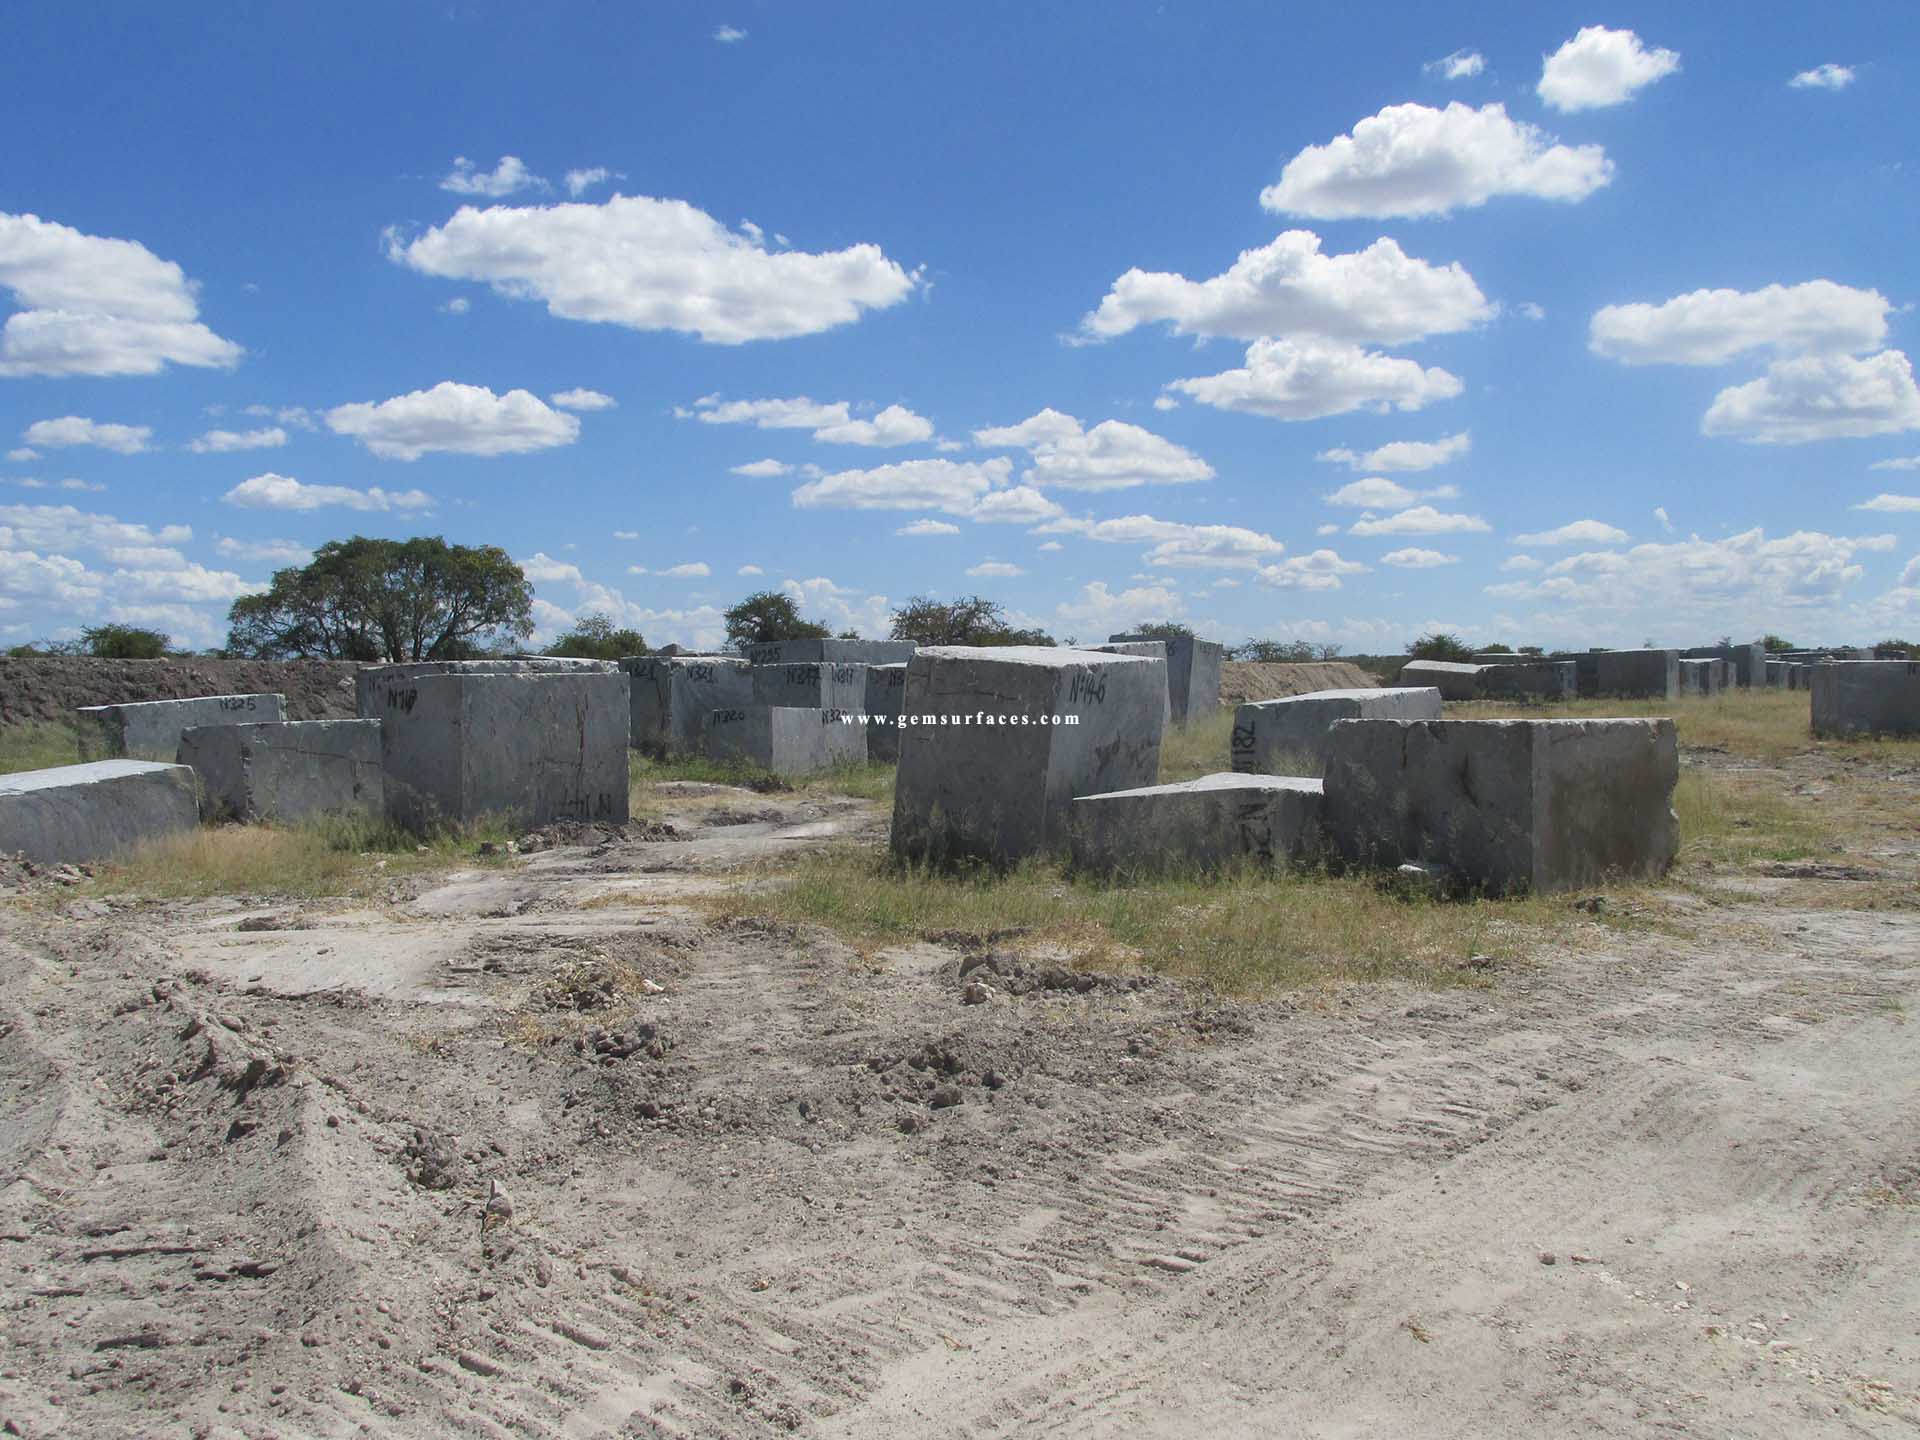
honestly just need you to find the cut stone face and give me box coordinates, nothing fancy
[1591,649,1679,700]
[751,662,868,712]
[352,658,613,720]
[891,646,1164,865]
[1068,771,1325,876]
[1811,660,1920,738]
[621,655,752,757]
[863,663,908,763]
[75,694,286,761]
[1678,658,1724,697]
[741,638,915,667]
[1681,643,1766,688]
[1231,687,1442,777]
[1475,660,1577,701]
[1395,660,1484,702]
[359,666,629,832]
[0,760,199,865]
[177,719,383,823]
[1322,717,1679,896]
[704,705,867,776]
[1080,642,1171,729]
[1108,634,1222,725]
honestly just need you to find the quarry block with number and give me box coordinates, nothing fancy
[704,705,867,776]
[75,693,286,761]
[621,655,752,756]
[1231,687,1441,776]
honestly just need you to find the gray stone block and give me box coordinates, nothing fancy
[1396,660,1484,701]
[751,661,868,711]
[704,706,867,776]
[177,719,383,823]
[1322,718,1679,896]
[1811,661,1920,738]
[0,760,199,865]
[1476,660,1577,701]
[1681,643,1767,688]
[1548,652,1603,698]
[364,667,628,832]
[75,694,286,761]
[1231,687,1441,776]
[353,657,614,720]
[741,638,915,667]
[864,663,908,763]
[1108,634,1223,725]
[621,655,752,757]
[1677,658,1723,697]
[1592,649,1679,699]
[892,646,1164,865]
[1081,642,1172,728]
[1068,772,1326,876]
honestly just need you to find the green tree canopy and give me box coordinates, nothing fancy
[1406,631,1474,662]
[889,594,1055,647]
[80,624,171,658]
[723,590,831,649]
[226,536,533,661]
[1123,620,1193,641]
[1760,633,1795,653]
[543,612,646,660]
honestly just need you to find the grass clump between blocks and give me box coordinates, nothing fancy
[0,721,86,776]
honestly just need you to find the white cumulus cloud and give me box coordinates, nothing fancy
[1538,26,1680,112]
[1166,337,1462,421]
[222,473,434,512]
[1349,505,1490,537]
[1260,102,1611,220]
[792,457,1018,516]
[1790,64,1855,91]
[187,426,287,454]
[1323,477,1459,510]
[388,194,918,344]
[326,381,580,460]
[564,167,610,197]
[1317,432,1470,473]
[1590,281,1889,366]
[440,155,544,198]
[691,394,933,447]
[1426,49,1485,80]
[898,518,960,536]
[213,536,311,565]
[23,417,151,454]
[550,388,616,411]
[967,561,1024,578]
[1854,493,1920,513]
[714,25,747,43]
[1514,519,1630,546]
[1702,350,1920,444]
[1381,547,1459,568]
[972,409,1212,490]
[732,459,793,477]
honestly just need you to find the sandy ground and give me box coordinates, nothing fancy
[1,763,1917,1439]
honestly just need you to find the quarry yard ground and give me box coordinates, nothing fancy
[3,694,1920,1438]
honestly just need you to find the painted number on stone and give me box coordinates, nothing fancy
[1069,670,1107,705]
[750,645,783,665]
[218,697,258,711]
[685,663,716,682]
[386,687,419,714]
[1229,724,1256,757]
[714,708,748,723]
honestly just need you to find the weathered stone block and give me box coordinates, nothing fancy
[1068,772,1325,876]
[1322,718,1679,896]
[75,694,286,761]
[892,646,1163,865]
[863,663,908,763]
[1677,658,1723,697]
[1681,643,1767,688]
[1107,633,1223,725]
[1081,642,1171,728]
[1231,687,1441,777]
[353,658,613,720]
[1477,660,1577,700]
[177,719,383,823]
[0,760,199,865]
[1811,661,1920,738]
[1592,649,1679,700]
[362,666,628,832]
[1396,660,1484,701]
[741,638,915,667]
[751,662,868,711]
[704,706,867,776]
[621,655,752,756]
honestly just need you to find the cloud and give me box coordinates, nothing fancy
[1074,514,1291,571]
[1702,350,1920,444]
[1052,580,1185,637]
[1514,519,1630,546]
[1425,49,1485,80]
[0,211,244,377]
[629,561,710,578]
[222,473,434,512]
[58,479,106,493]
[967,561,1024,578]
[1590,281,1890,366]
[972,409,1213,490]
[550,387,615,411]
[737,564,764,576]
[1654,506,1675,534]
[1349,505,1490,536]
[971,486,1067,524]
[441,296,471,315]
[1323,477,1460,510]
[388,194,918,344]
[791,457,1018,516]
[1790,64,1855,91]
[1081,232,1490,346]
[1380,547,1459,568]
[440,155,544,198]
[1037,540,1064,552]
[1500,554,1542,572]
[1519,302,1546,321]
[1317,432,1470,473]
[1537,26,1680,112]
[814,404,936,447]
[714,24,747,43]
[1316,522,1340,536]
[1166,337,1462,421]
[1869,456,1920,471]
[897,518,960,536]
[213,536,311,565]
[243,405,316,430]
[187,426,287,454]
[23,417,151,454]
[0,502,190,553]
[564,167,610,197]
[325,381,580,460]
[1854,493,1920,513]
[732,458,793,477]
[6,447,37,462]
[691,394,933,447]
[1259,102,1611,220]
[1258,549,1370,590]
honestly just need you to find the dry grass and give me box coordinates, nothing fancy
[0,721,85,776]
[1157,709,1238,783]
[629,750,895,816]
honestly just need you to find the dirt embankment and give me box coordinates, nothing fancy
[1219,660,1378,707]
[0,657,364,727]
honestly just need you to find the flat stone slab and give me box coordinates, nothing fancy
[0,760,199,865]
[177,719,383,823]
[704,705,867,777]
[1323,717,1679,896]
[622,655,752,757]
[1682,643,1766,688]
[1069,771,1325,876]
[1812,660,1920,738]
[1592,649,1679,700]
[75,694,286,761]
[1231,687,1441,776]
[1476,660,1577,701]
[892,646,1164,865]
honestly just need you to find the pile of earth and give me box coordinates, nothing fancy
[0,656,363,727]
[1218,660,1379,706]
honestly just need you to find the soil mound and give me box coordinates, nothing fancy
[1219,660,1378,706]
[0,656,362,727]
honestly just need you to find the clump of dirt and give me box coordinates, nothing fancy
[517,819,686,852]
[955,948,1155,998]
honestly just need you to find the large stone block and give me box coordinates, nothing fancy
[751,661,868,711]
[892,646,1164,865]
[0,760,199,865]
[704,706,867,776]
[1811,661,1920,738]
[1677,658,1723,697]
[1081,642,1171,729]
[364,667,628,832]
[1476,660,1577,701]
[1592,649,1679,699]
[1681,643,1767,688]
[177,719,383,823]
[75,694,286,761]
[1231,686,1441,777]
[1396,660,1484,701]
[1068,772,1325,876]
[621,655,752,756]
[863,663,908,763]
[1548,652,1603,698]
[1322,718,1678,896]
[353,658,614,720]
[741,638,916,667]
[1107,634,1223,725]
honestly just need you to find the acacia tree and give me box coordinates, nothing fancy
[543,613,646,660]
[226,536,533,661]
[889,594,1055,646]
[723,591,831,648]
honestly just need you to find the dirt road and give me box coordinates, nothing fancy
[1,774,1916,1438]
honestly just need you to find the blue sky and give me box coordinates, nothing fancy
[4,3,1918,653]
